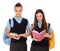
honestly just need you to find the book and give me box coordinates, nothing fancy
[19,33,27,37]
[32,30,46,41]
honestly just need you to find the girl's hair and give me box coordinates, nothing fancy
[33,9,48,32]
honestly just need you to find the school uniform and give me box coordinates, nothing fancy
[30,22,53,51]
[6,17,31,51]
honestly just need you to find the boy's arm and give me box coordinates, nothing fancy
[26,28,31,36]
[24,21,31,37]
[19,21,31,37]
[6,28,17,38]
[6,28,20,40]
[6,20,20,40]
[19,27,31,37]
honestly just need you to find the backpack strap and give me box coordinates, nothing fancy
[9,18,14,27]
[9,19,11,28]
[31,24,34,38]
[48,23,50,30]
[47,23,50,33]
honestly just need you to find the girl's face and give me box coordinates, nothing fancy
[36,13,43,23]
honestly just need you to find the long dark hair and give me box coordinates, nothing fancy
[33,9,48,32]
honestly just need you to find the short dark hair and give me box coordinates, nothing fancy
[15,2,22,7]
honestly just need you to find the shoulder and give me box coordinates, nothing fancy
[46,22,50,26]
[22,18,28,22]
[8,18,14,26]
[9,17,14,20]
[23,18,28,21]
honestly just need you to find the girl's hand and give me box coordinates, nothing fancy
[44,33,49,37]
[31,37,39,42]
[44,33,52,38]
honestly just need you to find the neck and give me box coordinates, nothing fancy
[38,21,42,23]
[16,15,22,18]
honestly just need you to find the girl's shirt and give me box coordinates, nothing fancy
[38,22,53,33]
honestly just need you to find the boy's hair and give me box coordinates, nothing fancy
[15,2,22,7]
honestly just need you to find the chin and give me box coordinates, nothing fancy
[17,15,20,17]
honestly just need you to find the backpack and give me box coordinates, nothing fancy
[47,23,55,49]
[3,19,11,45]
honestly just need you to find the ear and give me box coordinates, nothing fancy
[21,7,23,11]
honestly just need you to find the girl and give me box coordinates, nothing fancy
[30,9,53,51]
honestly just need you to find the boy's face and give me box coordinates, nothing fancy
[14,6,23,17]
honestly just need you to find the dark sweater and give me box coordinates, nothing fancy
[31,23,49,47]
[10,18,28,43]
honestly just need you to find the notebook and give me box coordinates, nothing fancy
[32,30,46,41]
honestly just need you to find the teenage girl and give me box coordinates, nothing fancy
[30,9,53,51]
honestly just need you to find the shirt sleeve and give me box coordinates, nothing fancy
[49,25,53,33]
[26,21,32,32]
[6,21,10,29]
[6,19,13,30]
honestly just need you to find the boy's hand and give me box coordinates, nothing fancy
[22,34,27,38]
[10,33,20,40]
[13,36,20,40]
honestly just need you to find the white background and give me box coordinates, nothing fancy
[0,0,60,51]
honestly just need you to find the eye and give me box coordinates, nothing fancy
[40,15,43,17]
[15,10,18,12]
[19,10,22,12]
[36,16,38,18]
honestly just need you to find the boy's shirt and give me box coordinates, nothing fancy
[6,16,31,31]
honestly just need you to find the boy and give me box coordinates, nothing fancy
[6,2,31,51]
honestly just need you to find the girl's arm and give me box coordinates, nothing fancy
[44,25,53,39]
[31,37,39,41]
[44,33,52,39]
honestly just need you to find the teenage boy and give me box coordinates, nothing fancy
[6,2,31,51]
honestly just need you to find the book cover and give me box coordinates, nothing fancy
[32,30,46,41]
